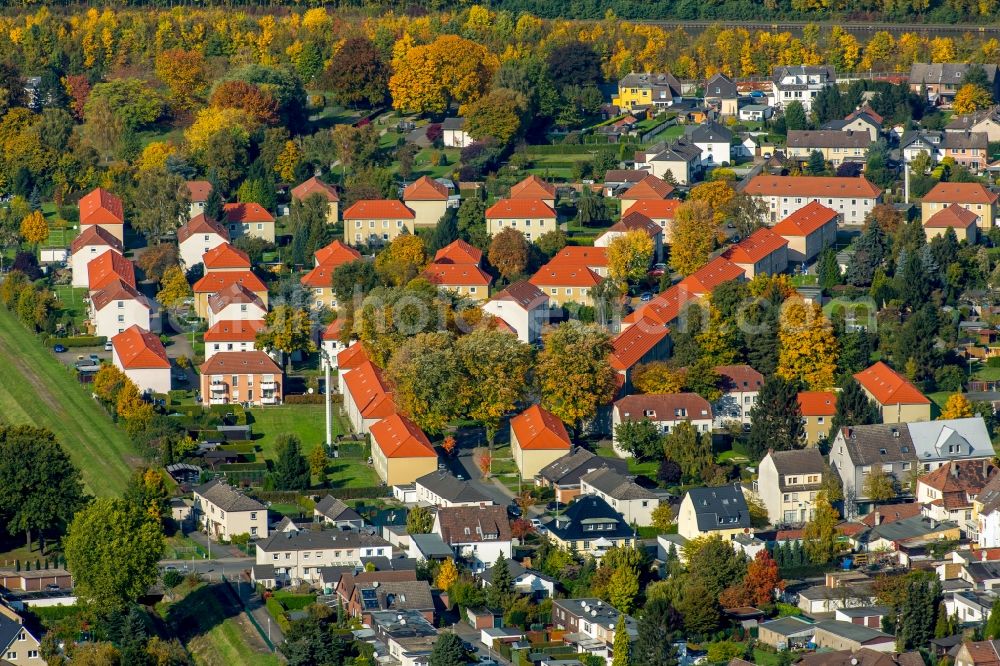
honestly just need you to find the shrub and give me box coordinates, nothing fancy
[45,335,107,347]
[987,357,1000,368]
[58,206,79,223]
[265,596,291,633]
[283,393,324,404]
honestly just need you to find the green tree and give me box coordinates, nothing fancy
[429,632,466,666]
[0,425,86,550]
[273,434,311,490]
[611,616,631,666]
[255,305,315,370]
[784,101,807,131]
[487,552,513,611]
[608,566,640,615]
[406,505,433,535]
[817,248,842,289]
[129,169,189,242]
[864,468,898,503]
[536,322,616,431]
[613,419,662,462]
[683,536,748,599]
[386,332,463,434]
[456,329,534,443]
[675,576,719,635]
[986,597,1000,639]
[330,259,379,309]
[802,492,840,564]
[465,88,527,147]
[747,376,804,460]
[830,378,879,437]
[283,615,346,666]
[633,597,678,666]
[662,421,712,484]
[806,150,827,175]
[63,497,164,611]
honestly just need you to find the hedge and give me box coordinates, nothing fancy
[325,486,391,500]
[284,393,332,404]
[265,597,291,633]
[45,335,106,347]
[273,592,316,611]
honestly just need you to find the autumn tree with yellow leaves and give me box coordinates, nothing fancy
[669,200,716,276]
[953,83,994,115]
[274,140,302,183]
[374,234,427,286]
[940,393,973,420]
[19,211,48,247]
[536,321,616,432]
[154,49,208,114]
[777,298,839,390]
[688,180,736,226]
[632,362,686,394]
[389,35,496,114]
[607,230,654,285]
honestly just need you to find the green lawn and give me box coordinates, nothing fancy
[0,306,135,495]
[974,365,1000,381]
[248,404,379,488]
[596,445,656,478]
[53,286,89,331]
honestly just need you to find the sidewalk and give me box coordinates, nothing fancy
[186,529,246,559]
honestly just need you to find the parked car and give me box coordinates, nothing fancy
[104,341,113,351]
[89,354,100,364]
[545,501,559,512]
[507,503,522,518]
[53,344,67,353]
[640,292,653,302]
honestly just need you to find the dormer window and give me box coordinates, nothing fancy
[879,448,887,455]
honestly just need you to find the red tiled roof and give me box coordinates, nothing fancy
[678,256,745,296]
[622,283,695,326]
[485,198,556,219]
[622,199,681,219]
[615,393,713,421]
[204,319,266,342]
[854,361,931,406]
[178,213,229,244]
[510,405,571,451]
[919,459,996,497]
[722,227,788,264]
[422,263,492,287]
[207,282,266,314]
[202,243,251,270]
[337,342,369,370]
[923,182,999,205]
[291,176,339,202]
[859,502,924,528]
[606,212,662,238]
[371,412,436,459]
[771,201,839,236]
[342,199,415,220]
[314,240,362,267]
[223,202,275,224]
[403,176,449,201]
[622,174,675,200]
[510,175,556,200]
[300,264,337,289]
[798,391,837,416]
[550,246,608,270]
[847,105,883,125]
[528,262,602,289]
[343,361,396,420]
[79,187,124,226]
[185,180,213,202]
[322,319,345,341]
[112,325,169,370]
[192,270,267,294]
[924,203,979,229]
[199,350,281,375]
[90,279,149,310]
[88,252,135,291]
[71,226,123,255]
[489,281,547,308]
[433,239,482,266]
[610,316,670,371]
[744,175,883,198]
[716,365,764,392]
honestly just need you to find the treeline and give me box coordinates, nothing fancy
[0,0,994,23]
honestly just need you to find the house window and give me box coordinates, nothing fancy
[251,512,257,520]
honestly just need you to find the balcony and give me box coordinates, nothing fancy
[209,398,228,405]
[261,396,280,405]
[210,384,227,394]
[261,381,278,390]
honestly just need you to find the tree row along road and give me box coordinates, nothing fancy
[638,19,1000,36]
[0,305,135,496]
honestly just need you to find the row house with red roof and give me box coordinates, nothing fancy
[618,174,674,214]
[744,175,882,225]
[199,351,283,406]
[510,404,572,480]
[185,180,213,219]
[721,227,788,278]
[222,202,276,243]
[204,320,266,361]
[854,361,932,423]
[611,393,713,456]
[71,226,123,288]
[921,182,998,231]
[481,281,549,344]
[608,316,672,394]
[421,239,492,302]
[342,360,397,435]
[79,187,125,243]
[87,251,158,338]
[177,214,230,269]
[528,261,601,308]
[771,201,839,263]
[798,391,838,445]
[924,204,979,242]
[111,325,171,395]
[343,200,416,246]
[291,176,339,224]
[192,243,268,319]
[206,284,267,327]
[300,240,362,310]
[486,198,558,242]
[402,176,450,227]
[621,199,680,239]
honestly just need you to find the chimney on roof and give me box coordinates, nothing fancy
[874,511,882,526]
[952,464,959,478]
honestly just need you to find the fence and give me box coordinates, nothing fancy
[221,575,277,653]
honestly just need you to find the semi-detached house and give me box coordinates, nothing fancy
[433,504,512,572]
[743,175,882,225]
[721,227,788,278]
[193,478,268,541]
[222,202,275,243]
[198,351,282,407]
[853,361,931,423]
[300,240,362,311]
[528,261,601,307]
[402,176,449,228]
[486,198,558,242]
[177,214,230,270]
[611,393,713,456]
[111,325,170,395]
[510,404,571,480]
[70,225,122,288]
[921,182,999,231]
[481,281,549,344]
[786,130,872,166]
[343,200,415,246]
[203,319,266,360]
[771,201,839,263]
[254,529,392,586]
[618,174,675,214]
[370,412,438,486]
[291,175,339,224]
[79,187,125,243]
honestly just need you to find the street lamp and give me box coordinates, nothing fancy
[320,347,333,449]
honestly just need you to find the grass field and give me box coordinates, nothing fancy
[248,404,379,488]
[53,286,89,331]
[0,306,135,495]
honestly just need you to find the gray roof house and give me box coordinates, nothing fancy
[705,72,738,101]
[677,484,751,540]
[193,479,268,541]
[413,470,493,508]
[480,560,557,599]
[314,495,364,529]
[579,467,660,527]
[537,448,628,502]
[909,63,1000,102]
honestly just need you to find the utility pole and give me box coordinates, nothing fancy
[323,349,332,449]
